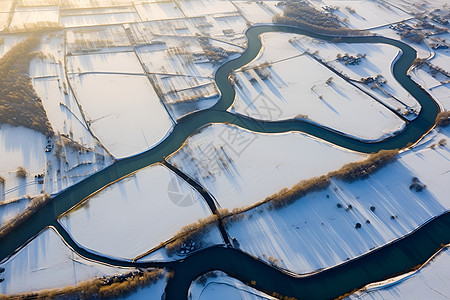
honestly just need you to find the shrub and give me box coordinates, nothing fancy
[436,111,450,127]
[16,167,27,178]
[355,223,361,229]
[329,149,399,181]
[2,269,164,300]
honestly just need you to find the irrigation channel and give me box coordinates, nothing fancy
[0,25,445,299]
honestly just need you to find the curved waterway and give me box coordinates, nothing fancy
[0,25,443,299]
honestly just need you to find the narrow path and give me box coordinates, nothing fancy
[162,160,232,247]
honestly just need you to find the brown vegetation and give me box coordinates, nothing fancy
[165,215,218,255]
[0,269,164,300]
[15,167,27,178]
[0,35,53,137]
[436,111,450,127]
[329,149,399,181]
[223,149,399,224]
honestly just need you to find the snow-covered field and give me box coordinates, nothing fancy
[311,0,412,29]
[61,12,140,28]
[65,25,131,54]
[0,198,29,227]
[135,2,184,22]
[225,127,450,274]
[0,35,26,58]
[67,52,145,75]
[347,246,450,300]
[68,73,173,158]
[112,275,167,300]
[129,16,248,47]
[231,33,406,141]
[59,164,221,260]
[289,36,421,115]
[0,227,127,295]
[410,65,450,111]
[0,125,46,201]
[9,6,60,31]
[30,33,113,196]
[189,271,276,300]
[169,124,365,210]
[232,1,279,24]
[178,0,237,18]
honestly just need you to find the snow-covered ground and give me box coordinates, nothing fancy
[225,127,450,274]
[0,125,46,201]
[67,51,145,75]
[371,25,434,60]
[68,73,173,158]
[169,124,365,210]
[30,33,113,196]
[231,33,406,141]
[189,271,276,300]
[281,32,422,116]
[112,275,167,300]
[135,2,184,22]
[178,0,237,18]
[311,0,412,30]
[0,227,128,295]
[0,197,29,227]
[59,163,222,260]
[9,6,60,31]
[347,246,450,300]
[233,1,279,24]
[410,65,450,111]
[0,35,26,58]
[288,36,421,115]
[61,12,140,28]
[129,16,248,47]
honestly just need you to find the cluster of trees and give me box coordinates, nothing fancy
[0,35,53,137]
[275,1,341,29]
[273,0,365,36]
[198,37,236,64]
[0,269,164,300]
[329,149,399,181]
[165,214,218,255]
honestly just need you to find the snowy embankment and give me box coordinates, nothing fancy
[0,227,127,295]
[189,271,276,300]
[231,33,406,141]
[169,124,366,211]
[225,127,450,275]
[347,246,450,300]
[59,163,222,261]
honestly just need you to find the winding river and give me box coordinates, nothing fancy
[0,25,445,299]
